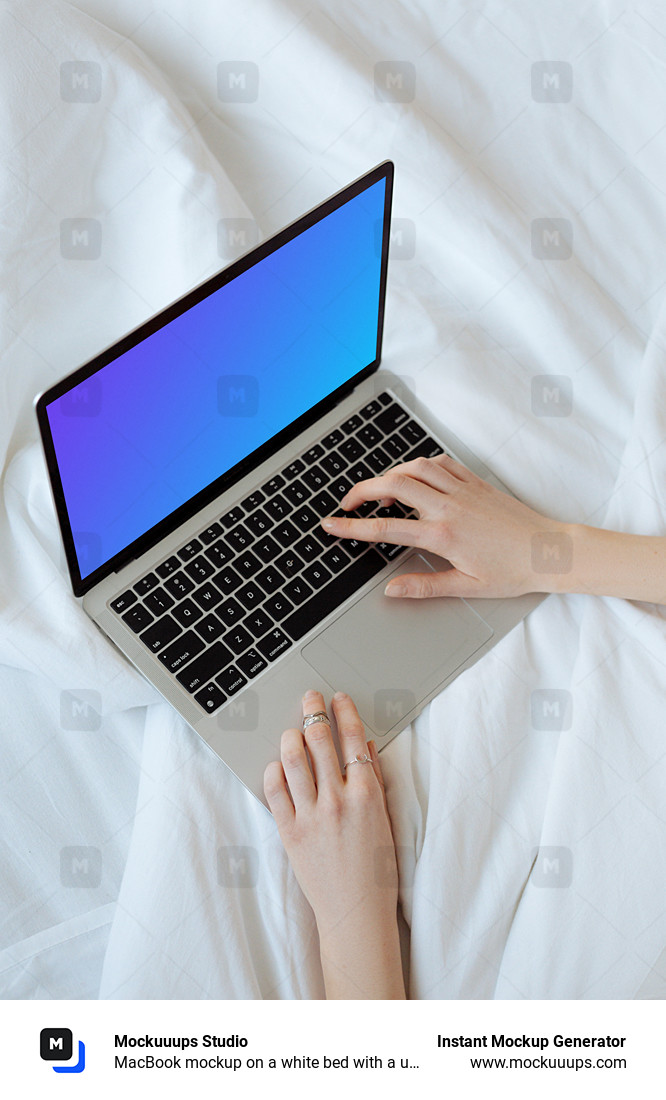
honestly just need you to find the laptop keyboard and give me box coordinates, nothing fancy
[109,391,445,715]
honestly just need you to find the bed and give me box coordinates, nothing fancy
[1,0,665,999]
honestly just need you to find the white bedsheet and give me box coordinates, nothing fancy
[1,0,665,999]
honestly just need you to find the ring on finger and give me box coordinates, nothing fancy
[343,752,372,770]
[303,711,330,730]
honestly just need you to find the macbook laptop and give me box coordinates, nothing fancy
[35,161,543,806]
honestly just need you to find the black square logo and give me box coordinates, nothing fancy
[40,1028,73,1061]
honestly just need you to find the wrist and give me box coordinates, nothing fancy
[318,912,405,999]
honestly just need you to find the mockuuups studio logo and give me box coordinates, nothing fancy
[531,689,572,731]
[60,847,102,888]
[531,531,573,574]
[60,218,102,260]
[374,61,416,102]
[217,689,259,730]
[531,61,573,103]
[60,690,102,731]
[531,374,573,416]
[531,219,573,261]
[40,1028,86,1073]
[374,688,416,733]
[531,846,573,888]
[374,217,415,260]
[217,61,259,102]
[60,61,102,102]
[217,845,259,887]
[217,375,259,418]
[217,218,258,260]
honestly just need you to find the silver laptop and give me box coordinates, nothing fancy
[35,161,542,806]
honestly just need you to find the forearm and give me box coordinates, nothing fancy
[318,910,406,1000]
[547,524,666,604]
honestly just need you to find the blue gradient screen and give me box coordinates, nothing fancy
[46,179,386,581]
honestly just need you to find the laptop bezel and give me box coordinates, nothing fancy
[35,160,394,598]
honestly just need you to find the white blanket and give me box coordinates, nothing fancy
[1,0,664,999]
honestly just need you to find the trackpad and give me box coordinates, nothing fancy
[302,553,493,735]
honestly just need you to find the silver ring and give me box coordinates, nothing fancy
[343,752,372,770]
[303,712,330,730]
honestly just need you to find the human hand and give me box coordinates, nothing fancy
[321,453,567,599]
[264,690,405,998]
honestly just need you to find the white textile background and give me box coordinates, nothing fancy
[0,0,665,998]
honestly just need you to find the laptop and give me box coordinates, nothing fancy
[35,161,543,806]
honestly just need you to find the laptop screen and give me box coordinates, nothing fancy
[38,167,391,593]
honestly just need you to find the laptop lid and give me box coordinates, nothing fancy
[35,161,394,598]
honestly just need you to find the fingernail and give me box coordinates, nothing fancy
[333,691,347,701]
[303,688,319,701]
[321,517,336,529]
[385,583,407,597]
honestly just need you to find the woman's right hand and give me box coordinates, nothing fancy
[321,452,569,600]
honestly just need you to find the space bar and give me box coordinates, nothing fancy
[283,549,386,642]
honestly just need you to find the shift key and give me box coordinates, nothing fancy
[158,629,205,673]
[176,640,234,693]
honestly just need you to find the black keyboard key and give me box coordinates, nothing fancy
[285,550,386,641]
[111,590,136,614]
[144,587,175,616]
[244,607,273,639]
[257,566,284,594]
[194,613,226,643]
[254,535,280,563]
[292,504,318,532]
[237,648,268,679]
[221,505,244,529]
[139,613,181,653]
[264,593,294,621]
[406,438,442,460]
[384,432,409,460]
[401,419,426,444]
[284,577,314,605]
[176,640,234,693]
[237,582,264,610]
[265,474,285,495]
[257,628,292,662]
[303,465,328,492]
[357,423,382,449]
[236,550,261,577]
[310,489,336,516]
[185,555,215,583]
[199,521,223,546]
[216,666,247,696]
[217,597,244,628]
[275,550,304,578]
[322,546,350,573]
[227,523,253,552]
[273,520,299,548]
[366,446,391,474]
[242,490,265,510]
[134,572,158,596]
[156,555,180,579]
[122,604,154,633]
[329,474,352,500]
[375,403,409,434]
[378,391,392,406]
[208,567,241,597]
[347,461,372,483]
[172,597,203,626]
[284,459,305,479]
[245,509,272,538]
[194,682,226,713]
[225,625,254,655]
[303,443,324,464]
[192,580,225,609]
[302,561,332,589]
[341,413,362,434]
[295,535,320,563]
[178,539,202,562]
[158,629,205,673]
[340,536,368,558]
[264,494,291,521]
[321,428,344,448]
[164,571,195,600]
[284,481,309,507]
[360,399,381,419]
[377,541,406,561]
[339,437,364,462]
[321,451,346,477]
[204,538,233,569]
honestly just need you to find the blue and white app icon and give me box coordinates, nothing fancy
[40,1028,86,1073]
